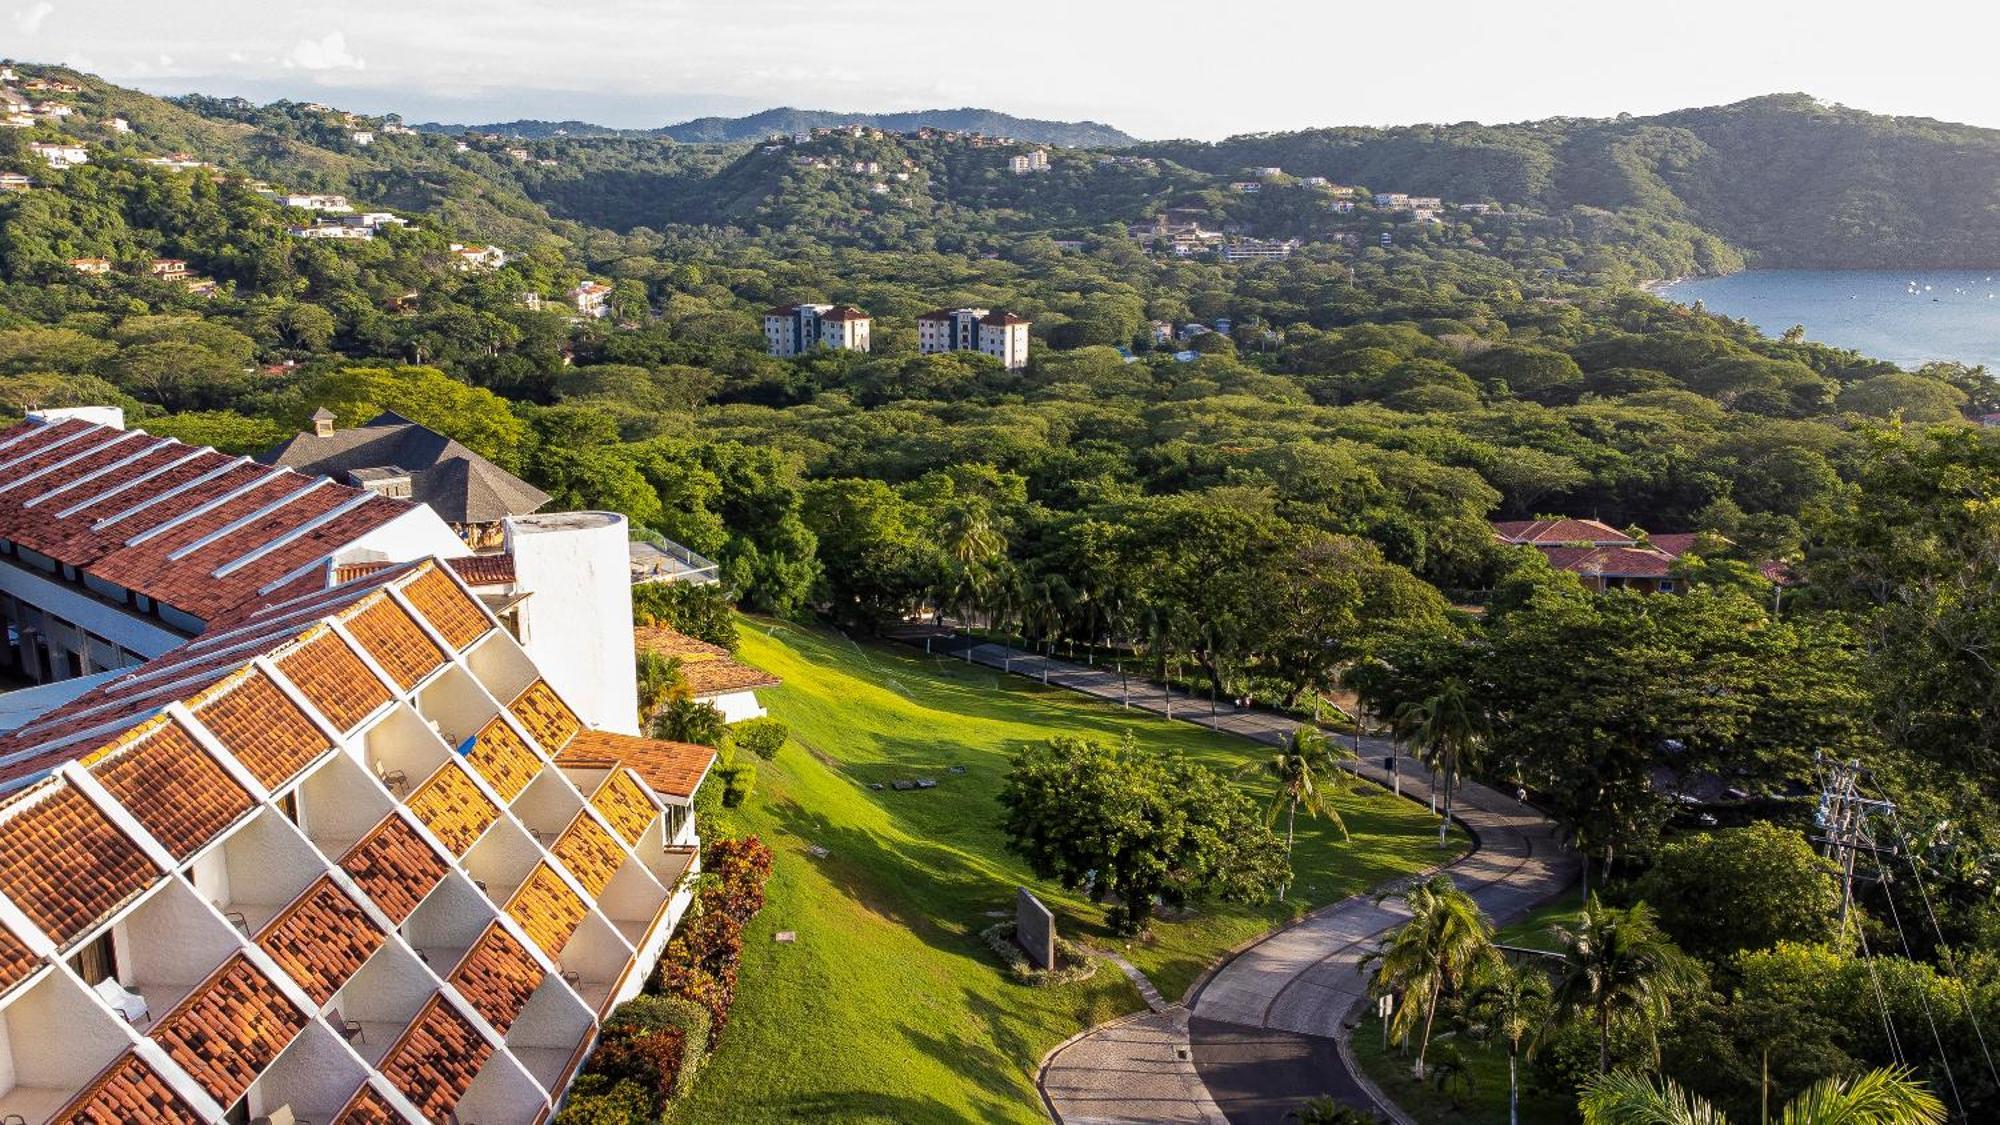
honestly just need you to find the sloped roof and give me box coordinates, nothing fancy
[1490,518,1635,546]
[262,411,549,524]
[634,624,780,698]
[1540,545,1677,579]
[0,417,416,623]
[560,730,715,801]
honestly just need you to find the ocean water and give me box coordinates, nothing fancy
[1659,269,2000,370]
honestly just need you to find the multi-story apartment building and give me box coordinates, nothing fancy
[0,556,712,1123]
[0,410,726,1122]
[762,304,872,357]
[916,308,1032,370]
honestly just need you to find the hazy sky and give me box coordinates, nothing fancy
[11,1,1999,138]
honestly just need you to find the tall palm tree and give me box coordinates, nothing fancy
[938,499,1004,625]
[1552,897,1703,1074]
[1361,873,1497,1079]
[1244,727,1355,896]
[1394,677,1487,848]
[1465,960,1552,1125]
[1578,1066,1945,1125]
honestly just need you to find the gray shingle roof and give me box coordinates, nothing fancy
[260,412,548,524]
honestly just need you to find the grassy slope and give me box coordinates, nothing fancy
[673,621,1457,1123]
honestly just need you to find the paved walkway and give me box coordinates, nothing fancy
[902,632,1578,1124]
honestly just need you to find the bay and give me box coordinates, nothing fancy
[1659,269,2000,370]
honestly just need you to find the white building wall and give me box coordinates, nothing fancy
[506,513,640,735]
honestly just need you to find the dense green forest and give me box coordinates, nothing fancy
[8,60,2000,1121]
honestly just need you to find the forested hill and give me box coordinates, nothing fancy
[1138,94,2000,268]
[415,108,1139,148]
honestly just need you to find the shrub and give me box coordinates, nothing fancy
[633,581,738,651]
[729,716,789,760]
[718,758,755,807]
[603,995,712,1101]
[589,1023,688,1106]
[654,697,727,746]
[551,1075,654,1125]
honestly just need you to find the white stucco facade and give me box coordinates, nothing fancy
[505,512,642,735]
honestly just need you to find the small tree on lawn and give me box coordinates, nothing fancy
[1553,897,1703,1074]
[998,735,1287,934]
[1466,959,1552,1125]
[1395,677,1487,848]
[1362,873,1497,1079]
[1244,726,1353,898]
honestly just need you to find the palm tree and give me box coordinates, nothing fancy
[1578,1066,1945,1125]
[1552,897,1703,1074]
[938,499,1004,625]
[1465,960,1552,1125]
[1244,727,1355,896]
[1360,874,1497,1079]
[1394,678,1487,848]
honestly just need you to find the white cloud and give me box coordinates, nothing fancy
[13,2,54,35]
[284,31,364,72]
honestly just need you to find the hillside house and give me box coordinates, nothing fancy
[147,259,188,282]
[568,281,613,320]
[67,258,112,275]
[28,141,87,168]
[449,243,507,271]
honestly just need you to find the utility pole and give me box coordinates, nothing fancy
[1813,757,1896,927]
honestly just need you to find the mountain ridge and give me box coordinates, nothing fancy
[412,106,1139,148]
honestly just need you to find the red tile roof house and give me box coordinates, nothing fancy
[1492,518,1695,594]
[0,556,715,1123]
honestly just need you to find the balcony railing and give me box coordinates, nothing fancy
[627,530,718,586]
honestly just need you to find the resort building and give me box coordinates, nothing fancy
[916,308,1032,370]
[762,304,872,357]
[0,555,712,1123]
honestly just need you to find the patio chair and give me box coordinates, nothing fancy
[328,1005,364,1043]
[373,759,408,794]
[91,976,148,1024]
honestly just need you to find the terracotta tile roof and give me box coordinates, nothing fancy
[1540,544,1678,579]
[256,875,386,1005]
[589,768,661,846]
[406,760,500,856]
[380,995,494,1120]
[447,552,516,587]
[84,718,253,860]
[191,667,332,790]
[508,678,580,752]
[1490,517,1634,546]
[466,715,540,803]
[149,952,308,1106]
[340,814,448,924]
[343,596,446,689]
[448,921,544,1034]
[561,731,714,802]
[276,628,392,732]
[634,624,778,697]
[552,810,626,897]
[0,781,160,947]
[402,563,492,649]
[633,624,731,660]
[332,1083,403,1123]
[54,1051,204,1125]
[1647,532,1700,558]
[0,418,414,624]
[0,921,39,1001]
[681,659,782,697]
[506,861,588,959]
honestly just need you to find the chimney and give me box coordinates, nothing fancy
[311,407,337,438]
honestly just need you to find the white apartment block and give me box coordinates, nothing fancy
[1009,150,1050,175]
[916,308,1032,371]
[0,410,732,1122]
[762,304,872,357]
[271,194,354,214]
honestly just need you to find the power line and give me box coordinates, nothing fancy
[1872,840,1968,1119]
[1885,804,2000,1091]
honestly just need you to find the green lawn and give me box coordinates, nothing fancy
[1494,898,1583,954]
[671,620,1457,1123]
[1352,1011,1571,1125]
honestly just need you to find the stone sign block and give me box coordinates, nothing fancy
[1016,886,1056,970]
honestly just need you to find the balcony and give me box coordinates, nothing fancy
[323,943,435,1067]
[597,862,670,951]
[505,980,595,1100]
[512,771,584,846]
[629,529,719,586]
[399,876,494,981]
[296,751,394,859]
[453,1048,548,1125]
[463,631,537,709]
[463,820,543,910]
[414,664,502,750]
[194,808,324,937]
[244,1021,369,1123]
[552,913,634,1016]
[0,971,136,1123]
[357,702,450,798]
[96,877,238,1029]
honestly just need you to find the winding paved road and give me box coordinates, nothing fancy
[901,633,1578,1124]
